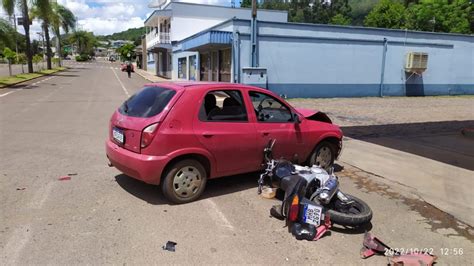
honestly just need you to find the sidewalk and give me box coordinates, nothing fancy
[134,68,170,83]
[341,138,474,227]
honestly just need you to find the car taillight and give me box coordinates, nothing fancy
[288,195,300,222]
[141,123,159,148]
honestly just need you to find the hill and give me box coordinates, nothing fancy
[97,27,145,46]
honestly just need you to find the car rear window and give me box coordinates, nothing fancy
[119,86,176,118]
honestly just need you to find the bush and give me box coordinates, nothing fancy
[75,53,89,62]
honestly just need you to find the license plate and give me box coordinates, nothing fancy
[112,128,124,144]
[302,204,323,226]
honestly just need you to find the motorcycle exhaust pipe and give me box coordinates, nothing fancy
[318,177,339,204]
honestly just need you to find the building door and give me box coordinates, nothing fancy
[200,53,209,81]
[211,51,218,81]
[219,49,231,82]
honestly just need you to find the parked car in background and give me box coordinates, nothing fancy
[106,82,343,203]
[109,56,116,62]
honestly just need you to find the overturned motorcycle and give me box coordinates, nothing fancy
[258,139,372,240]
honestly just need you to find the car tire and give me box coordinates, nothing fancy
[308,141,336,171]
[161,159,207,204]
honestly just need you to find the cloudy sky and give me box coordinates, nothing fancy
[2,0,233,38]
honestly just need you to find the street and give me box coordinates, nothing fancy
[1,61,472,264]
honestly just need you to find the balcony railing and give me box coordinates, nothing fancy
[146,32,171,49]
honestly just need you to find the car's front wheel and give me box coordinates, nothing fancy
[308,141,336,171]
[161,159,207,204]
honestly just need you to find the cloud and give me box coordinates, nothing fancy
[78,17,144,36]
[3,0,236,38]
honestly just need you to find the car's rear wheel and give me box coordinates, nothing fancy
[308,141,336,171]
[161,159,207,204]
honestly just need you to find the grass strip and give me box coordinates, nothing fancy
[0,67,67,88]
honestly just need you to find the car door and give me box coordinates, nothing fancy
[193,88,259,176]
[247,90,305,162]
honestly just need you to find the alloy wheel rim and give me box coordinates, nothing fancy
[173,166,202,198]
[315,147,332,169]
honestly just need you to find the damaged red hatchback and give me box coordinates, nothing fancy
[106,82,343,203]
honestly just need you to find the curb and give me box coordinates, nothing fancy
[0,67,67,89]
[461,128,474,138]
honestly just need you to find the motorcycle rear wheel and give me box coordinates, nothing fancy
[326,194,372,226]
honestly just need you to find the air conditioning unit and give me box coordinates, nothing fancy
[405,52,428,74]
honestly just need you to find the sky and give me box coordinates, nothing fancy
[1,0,234,39]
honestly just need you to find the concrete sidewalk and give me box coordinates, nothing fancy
[341,138,474,226]
[134,68,170,83]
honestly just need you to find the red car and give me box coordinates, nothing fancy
[106,82,343,203]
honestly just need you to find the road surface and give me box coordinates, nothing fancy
[1,61,472,264]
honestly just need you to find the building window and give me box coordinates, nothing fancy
[178,57,187,79]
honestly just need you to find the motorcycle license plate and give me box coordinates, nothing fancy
[302,204,323,226]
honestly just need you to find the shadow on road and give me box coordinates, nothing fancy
[342,120,474,171]
[115,172,259,205]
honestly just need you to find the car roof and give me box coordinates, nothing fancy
[143,81,269,93]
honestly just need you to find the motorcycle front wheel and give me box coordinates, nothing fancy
[326,194,372,226]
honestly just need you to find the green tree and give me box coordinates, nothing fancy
[364,0,406,29]
[240,0,252,8]
[2,0,34,73]
[50,3,76,66]
[69,31,96,55]
[0,18,15,50]
[3,47,16,76]
[31,0,54,69]
[117,43,135,61]
[405,0,472,33]
[310,0,351,24]
[16,52,27,73]
[330,13,352,25]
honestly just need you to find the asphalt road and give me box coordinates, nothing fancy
[1,61,472,264]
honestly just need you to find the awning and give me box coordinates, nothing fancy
[181,31,232,51]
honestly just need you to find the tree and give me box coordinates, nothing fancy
[405,0,472,34]
[31,0,53,69]
[2,0,34,73]
[330,13,352,25]
[3,47,16,76]
[69,31,96,55]
[364,0,407,29]
[117,43,135,61]
[0,18,15,50]
[50,3,76,66]
[240,0,251,8]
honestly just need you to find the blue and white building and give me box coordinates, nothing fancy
[143,1,474,97]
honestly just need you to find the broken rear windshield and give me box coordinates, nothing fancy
[119,86,176,118]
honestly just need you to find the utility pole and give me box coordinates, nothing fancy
[12,13,21,73]
[37,31,45,70]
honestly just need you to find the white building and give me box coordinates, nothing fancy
[143,0,287,80]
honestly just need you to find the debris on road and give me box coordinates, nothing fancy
[162,241,177,252]
[67,173,78,176]
[361,232,437,265]
[16,187,26,191]
[58,176,71,181]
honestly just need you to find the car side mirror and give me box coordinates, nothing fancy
[293,113,301,124]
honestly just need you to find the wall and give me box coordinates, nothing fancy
[233,20,474,97]
[170,2,287,41]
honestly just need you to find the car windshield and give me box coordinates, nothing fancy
[119,86,176,118]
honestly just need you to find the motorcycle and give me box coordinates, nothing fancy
[258,139,372,232]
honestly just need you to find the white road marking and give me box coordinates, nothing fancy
[0,225,31,265]
[111,67,130,97]
[0,91,18,97]
[28,182,55,209]
[203,199,234,230]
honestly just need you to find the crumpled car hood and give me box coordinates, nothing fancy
[295,108,332,124]
[295,108,319,118]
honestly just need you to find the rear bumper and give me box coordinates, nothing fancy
[105,140,169,185]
